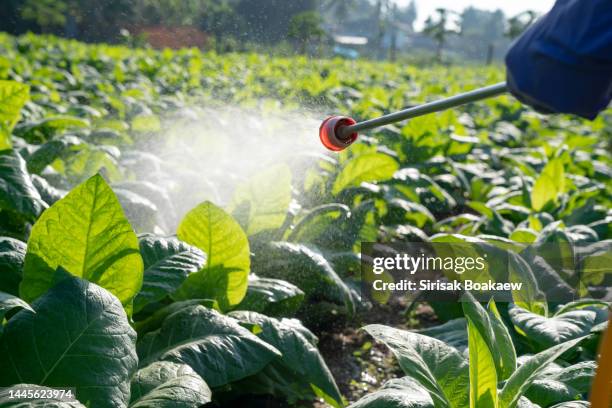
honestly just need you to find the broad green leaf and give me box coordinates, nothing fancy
[531,159,565,211]
[0,277,138,408]
[0,80,29,150]
[499,337,587,408]
[0,237,26,295]
[174,201,250,311]
[467,316,498,408]
[133,299,218,336]
[20,174,143,312]
[137,305,280,388]
[236,275,304,316]
[287,203,350,243]
[364,324,469,408]
[229,164,292,235]
[61,146,122,184]
[509,304,605,349]
[133,235,206,313]
[347,377,435,408]
[230,311,343,408]
[15,116,89,143]
[418,318,467,352]
[524,361,595,407]
[0,385,86,407]
[253,242,354,314]
[554,299,610,316]
[0,151,47,221]
[26,135,85,174]
[129,362,211,408]
[332,153,399,195]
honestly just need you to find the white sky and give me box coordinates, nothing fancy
[397,0,556,29]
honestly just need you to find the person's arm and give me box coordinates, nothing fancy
[505,0,612,119]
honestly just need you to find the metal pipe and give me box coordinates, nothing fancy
[340,82,508,138]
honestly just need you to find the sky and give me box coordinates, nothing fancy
[398,0,556,29]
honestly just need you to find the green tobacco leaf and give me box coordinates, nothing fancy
[0,237,26,295]
[499,337,587,408]
[467,315,498,408]
[174,201,250,311]
[509,304,605,350]
[15,116,89,143]
[418,318,467,352]
[62,146,122,184]
[133,299,218,336]
[0,385,86,407]
[554,299,610,316]
[129,362,211,408]
[20,174,143,312]
[364,324,469,408]
[531,159,565,211]
[137,305,280,388]
[253,242,354,314]
[236,275,304,317]
[524,361,595,407]
[0,151,47,221]
[462,295,516,381]
[287,203,350,243]
[133,235,206,313]
[230,311,343,408]
[332,153,399,195]
[487,300,517,381]
[0,80,29,150]
[26,135,85,174]
[0,277,138,408]
[229,164,292,235]
[347,377,435,408]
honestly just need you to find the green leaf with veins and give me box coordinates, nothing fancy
[0,277,137,408]
[332,153,399,195]
[129,361,211,408]
[0,80,29,150]
[137,305,281,388]
[133,235,206,313]
[347,377,435,408]
[20,174,143,313]
[509,303,606,349]
[498,337,587,408]
[173,201,250,311]
[230,311,343,408]
[364,324,469,408]
[0,151,47,221]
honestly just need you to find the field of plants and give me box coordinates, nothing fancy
[0,32,610,408]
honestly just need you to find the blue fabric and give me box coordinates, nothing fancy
[505,0,612,119]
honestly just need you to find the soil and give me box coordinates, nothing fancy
[314,299,439,406]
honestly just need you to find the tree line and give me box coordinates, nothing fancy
[0,0,537,62]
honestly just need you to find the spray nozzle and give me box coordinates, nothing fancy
[319,116,359,152]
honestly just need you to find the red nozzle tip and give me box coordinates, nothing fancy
[319,116,358,152]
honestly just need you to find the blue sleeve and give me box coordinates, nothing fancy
[505,0,612,119]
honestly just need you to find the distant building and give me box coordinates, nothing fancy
[126,26,208,49]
